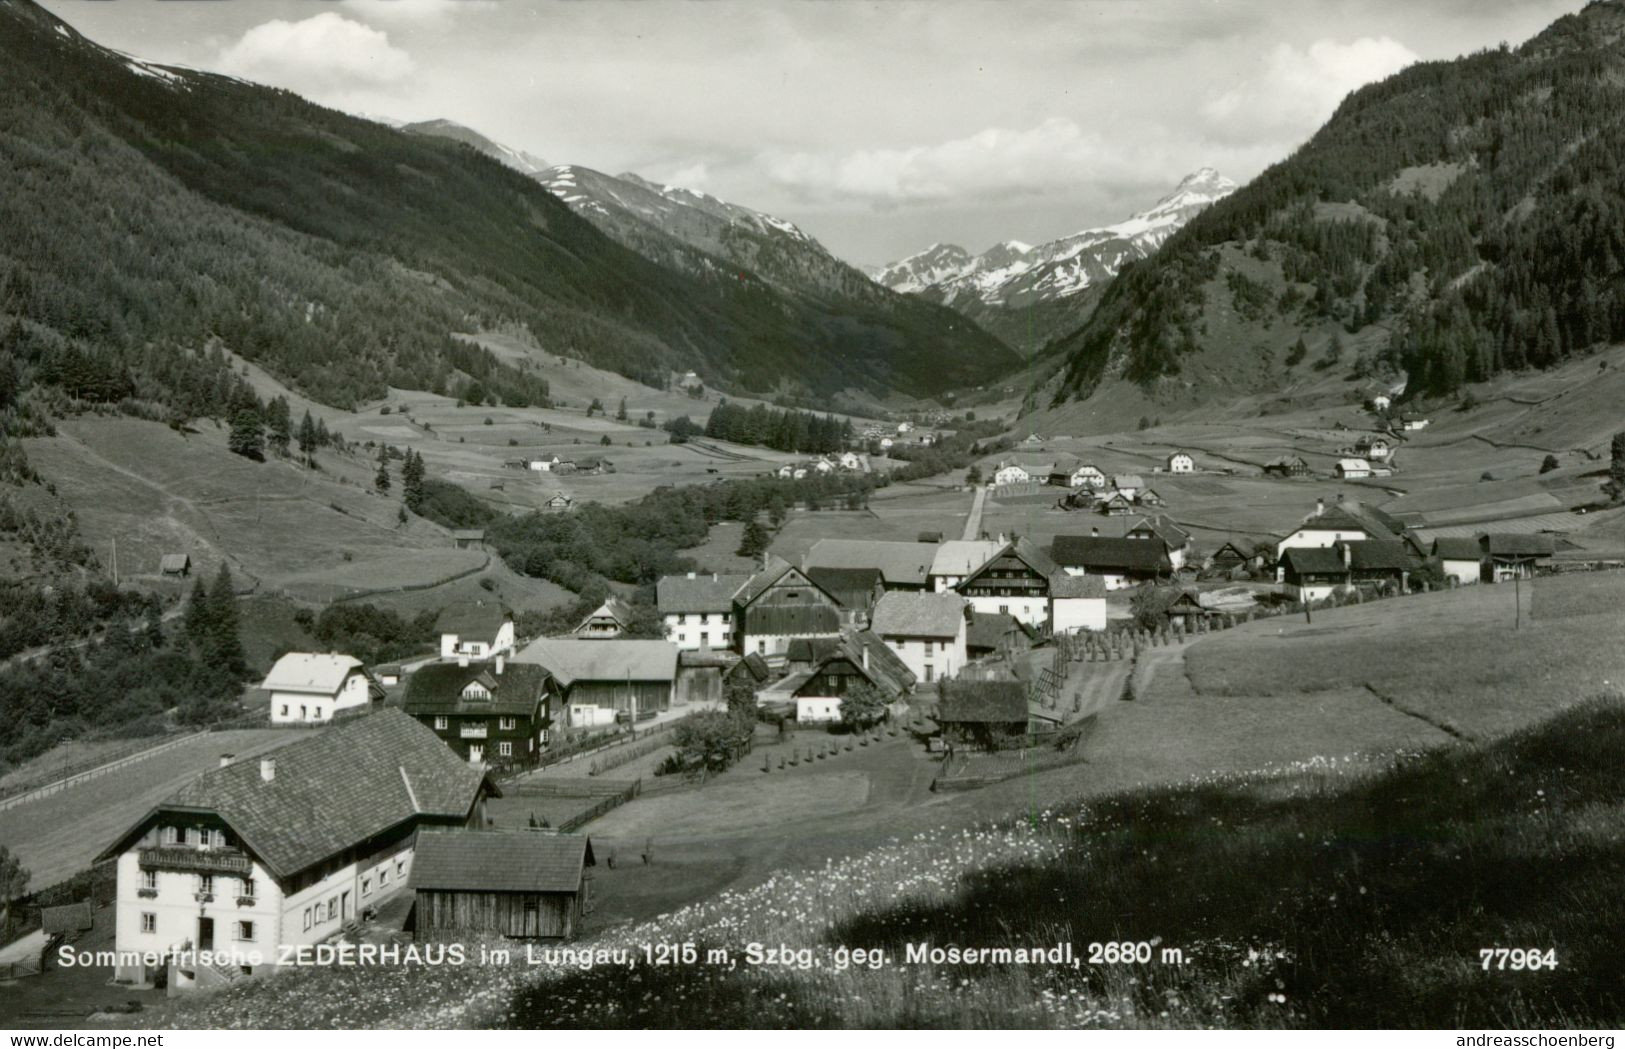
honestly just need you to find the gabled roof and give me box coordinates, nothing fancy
[768,630,915,698]
[965,611,1034,652]
[1214,537,1270,559]
[929,540,1007,579]
[409,830,593,894]
[1049,535,1171,572]
[1337,458,1372,473]
[1295,500,1405,539]
[513,638,678,685]
[401,660,551,717]
[159,553,191,572]
[1432,537,1483,561]
[261,653,364,695]
[575,596,633,630]
[733,556,810,607]
[1049,572,1109,598]
[725,652,773,684]
[803,539,934,588]
[656,572,751,614]
[98,712,491,879]
[1279,546,1349,575]
[956,537,1059,588]
[870,591,967,639]
[436,600,511,639]
[1113,474,1146,489]
[804,566,883,610]
[1345,540,1419,571]
[937,678,1027,724]
[1482,534,1556,557]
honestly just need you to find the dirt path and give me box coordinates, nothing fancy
[961,484,988,540]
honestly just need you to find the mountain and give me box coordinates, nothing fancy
[403,118,548,176]
[0,0,1016,414]
[874,169,1237,352]
[1047,0,1625,418]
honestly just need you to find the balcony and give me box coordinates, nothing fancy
[138,846,252,876]
[459,724,488,739]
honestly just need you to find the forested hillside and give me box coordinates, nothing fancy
[1051,0,1625,405]
[0,0,1014,422]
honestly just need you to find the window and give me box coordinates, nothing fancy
[327,898,338,921]
[700,613,709,624]
[303,908,313,931]
[300,705,308,720]
[198,874,215,895]
[236,921,255,941]
[676,614,686,624]
[499,741,512,757]
[434,716,448,730]
[279,705,289,717]
[141,913,156,934]
[757,641,766,655]
[499,717,516,730]
[361,877,372,897]
[174,826,189,846]
[140,870,157,891]
[678,633,687,644]
[379,868,389,887]
[240,877,255,899]
[396,858,406,878]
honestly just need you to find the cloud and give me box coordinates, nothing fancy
[1202,36,1420,144]
[216,13,414,92]
[338,0,495,28]
[759,118,1168,208]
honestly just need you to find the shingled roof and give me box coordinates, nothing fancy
[98,711,492,879]
[409,830,594,894]
[401,660,551,717]
[436,600,511,639]
[956,537,1059,588]
[965,612,1034,653]
[928,540,1007,579]
[1049,535,1171,572]
[656,573,750,614]
[1482,534,1556,557]
[1345,540,1420,571]
[261,653,364,695]
[1279,546,1349,575]
[871,591,967,639]
[804,566,882,610]
[1432,537,1484,561]
[937,678,1028,724]
[1048,572,1109,598]
[514,638,678,685]
[803,539,934,588]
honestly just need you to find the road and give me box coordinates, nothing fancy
[961,485,988,540]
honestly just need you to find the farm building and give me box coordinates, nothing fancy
[1431,537,1484,585]
[1166,451,1195,473]
[991,461,1032,486]
[1049,572,1108,632]
[402,657,554,769]
[1100,491,1138,516]
[1336,458,1374,480]
[674,648,735,707]
[437,600,516,661]
[935,678,1031,749]
[375,663,403,688]
[1136,486,1167,507]
[804,566,886,625]
[1139,586,1209,631]
[1049,535,1172,591]
[1401,414,1431,431]
[514,639,678,728]
[870,591,969,684]
[1343,540,1419,593]
[1276,498,1409,562]
[656,572,749,652]
[451,529,485,550]
[965,612,1035,660]
[159,553,192,577]
[1207,538,1274,575]
[573,597,634,640]
[545,494,574,510]
[1354,436,1392,461]
[1481,534,1555,581]
[1263,455,1312,478]
[927,539,1007,593]
[96,711,497,993]
[1112,474,1146,499]
[409,832,594,942]
[1371,394,1392,411]
[262,653,378,725]
[803,539,934,592]
[756,631,915,722]
[724,652,773,690]
[916,529,944,544]
[1049,461,1106,488]
[1278,546,1350,603]
[733,558,845,657]
[953,538,1063,628]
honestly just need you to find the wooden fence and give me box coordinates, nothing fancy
[0,731,209,813]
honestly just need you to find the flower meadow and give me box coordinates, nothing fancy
[143,696,1625,1029]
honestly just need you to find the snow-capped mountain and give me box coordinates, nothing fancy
[402,119,548,176]
[877,168,1237,308]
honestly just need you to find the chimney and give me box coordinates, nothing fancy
[260,758,276,783]
[218,753,235,769]
[861,644,870,671]
[495,653,505,675]
[458,652,470,668]
[1340,542,1352,568]
[1315,498,1326,517]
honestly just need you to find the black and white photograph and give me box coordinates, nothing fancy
[1,0,1624,1035]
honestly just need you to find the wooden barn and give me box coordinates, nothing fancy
[409,831,595,942]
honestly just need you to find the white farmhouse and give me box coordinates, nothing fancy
[655,572,749,651]
[1431,537,1483,586]
[992,461,1030,486]
[96,712,495,994]
[437,601,515,660]
[262,653,373,725]
[870,591,968,685]
[1166,451,1195,474]
[1336,458,1373,480]
[1274,498,1406,567]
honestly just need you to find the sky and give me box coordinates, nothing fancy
[40,0,1585,267]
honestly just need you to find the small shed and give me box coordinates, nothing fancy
[916,530,944,544]
[159,553,192,577]
[40,901,95,938]
[409,831,595,942]
[935,678,1030,749]
[451,529,486,550]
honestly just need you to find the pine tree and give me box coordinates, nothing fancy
[615,397,628,421]
[265,396,291,457]
[402,449,426,512]
[206,563,248,679]
[1611,431,1625,498]
[374,446,392,493]
[183,577,212,652]
[736,518,770,559]
[227,405,264,461]
[297,410,318,465]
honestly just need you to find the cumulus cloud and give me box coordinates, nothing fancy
[216,13,414,93]
[759,118,1167,208]
[1202,36,1420,144]
[339,0,496,28]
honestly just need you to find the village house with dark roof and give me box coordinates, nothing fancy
[803,539,935,592]
[514,638,678,728]
[573,596,634,640]
[409,831,594,942]
[1481,533,1555,581]
[965,611,1036,660]
[732,558,845,658]
[756,630,916,723]
[96,711,498,993]
[870,591,969,684]
[804,566,886,625]
[402,656,554,769]
[1050,535,1173,591]
[1432,537,1486,586]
